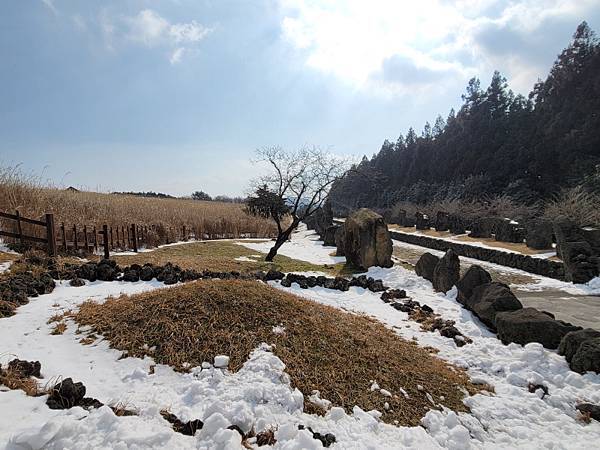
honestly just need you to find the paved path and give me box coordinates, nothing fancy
[393,242,600,330]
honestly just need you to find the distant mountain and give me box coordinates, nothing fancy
[330,22,600,212]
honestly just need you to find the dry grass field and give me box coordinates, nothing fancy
[107,240,349,275]
[0,165,277,244]
[75,280,477,426]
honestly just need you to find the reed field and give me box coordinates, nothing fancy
[0,165,277,245]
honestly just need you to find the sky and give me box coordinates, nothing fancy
[1,0,599,196]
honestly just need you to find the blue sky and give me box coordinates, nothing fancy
[1,0,599,196]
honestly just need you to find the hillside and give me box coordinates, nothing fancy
[330,22,600,211]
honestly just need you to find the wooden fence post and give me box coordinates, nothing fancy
[45,213,57,256]
[84,225,89,252]
[15,210,23,246]
[110,227,114,249]
[102,225,110,259]
[73,225,78,251]
[61,223,67,251]
[93,226,98,253]
[131,224,138,252]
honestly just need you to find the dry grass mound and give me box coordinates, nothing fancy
[75,280,477,426]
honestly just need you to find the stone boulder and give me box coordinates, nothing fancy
[343,209,393,270]
[456,265,492,305]
[448,214,466,235]
[334,225,345,256]
[570,337,600,374]
[577,403,600,422]
[96,259,120,282]
[391,209,406,226]
[495,219,526,243]
[554,217,599,283]
[415,213,430,230]
[558,328,600,363]
[467,282,523,330]
[46,378,86,409]
[432,249,460,293]
[526,220,553,250]
[469,217,502,238]
[435,211,449,232]
[323,225,338,247]
[495,307,581,349]
[415,253,440,283]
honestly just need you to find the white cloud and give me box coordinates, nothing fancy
[98,9,211,63]
[170,47,185,65]
[41,0,58,16]
[279,0,599,95]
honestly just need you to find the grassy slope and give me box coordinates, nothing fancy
[75,280,477,427]
[107,240,352,275]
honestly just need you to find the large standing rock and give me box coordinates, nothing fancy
[435,212,449,232]
[343,209,393,270]
[334,225,345,256]
[415,253,440,283]
[448,214,466,235]
[456,265,492,305]
[495,308,581,349]
[432,249,460,293]
[415,213,430,230]
[526,220,553,250]
[570,337,600,374]
[554,218,599,283]
[469,217,502,238]
[466,282,523,330]
[323,225,338,247]
[391,209,406,226]
[495,219,526,243]
[559,329,600,363]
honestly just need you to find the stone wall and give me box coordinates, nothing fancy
[390,230,565,280]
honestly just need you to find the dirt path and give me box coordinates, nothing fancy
[393,241,600,329]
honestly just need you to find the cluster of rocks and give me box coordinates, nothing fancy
[554,217,600,283]
[383,207,600,284]
[0,358,41,379]
[412,250,600,374]
[46,377,104,410]
[379,288,470,347]
[280,273,387,293]
[0,271,56,317]
[449,262,600,374]
[415,249,460,293]
[304,200,338,246]
[558,329,600,374]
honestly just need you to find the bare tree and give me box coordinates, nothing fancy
[247,146,350,261]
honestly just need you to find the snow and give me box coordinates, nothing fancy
[2,224,600,449]
[237,224,345,265]
[271,263,600,448]
[213,355,230,368]
[0,262,12,274]
[234,255,261,262]
[0,280,444,449]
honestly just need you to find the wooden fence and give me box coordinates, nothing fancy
[0,211,198,259]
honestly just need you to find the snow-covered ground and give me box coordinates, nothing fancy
[237,224,345,265]
[1,226,600,449]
